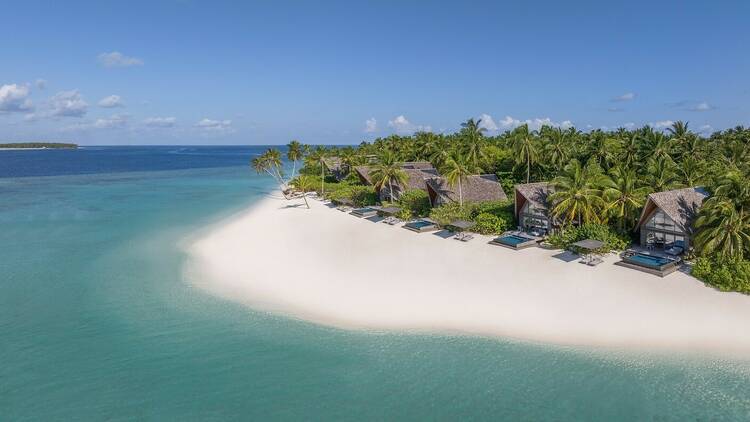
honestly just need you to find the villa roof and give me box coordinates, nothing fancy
[426,174,508,204]
[322,157,343,172]
[636,187,709,232]
[515,182,554,211]
[354,163,439,192]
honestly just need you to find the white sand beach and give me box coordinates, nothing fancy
[184,194,750,356]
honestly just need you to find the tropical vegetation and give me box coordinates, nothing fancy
[252,120,750,293]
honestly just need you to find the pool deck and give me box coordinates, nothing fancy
[615,248,684,277]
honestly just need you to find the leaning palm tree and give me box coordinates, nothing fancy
[286,140,304,180]
[369,151,408,202]
[602,166,649,231]
[645,156,680,192]
[694,200,750,258]
[549,159,607,226]
[291,175,317,209]
[250,149,288,197]
[509,124,540,183]
[442,151,475,207]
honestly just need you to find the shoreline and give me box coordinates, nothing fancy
[183,193,750,357]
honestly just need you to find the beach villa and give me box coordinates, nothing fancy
[514,182,556,234]
[425,174,507,206]
[354,162,439,201]
[321,157,347,181]
[634,187,709,252]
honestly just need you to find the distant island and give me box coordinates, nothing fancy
[0,142,78,149]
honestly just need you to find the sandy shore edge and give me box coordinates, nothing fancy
[183,193,750,357]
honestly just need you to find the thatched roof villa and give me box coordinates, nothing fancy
[514,182,555,233]
[425,174,507,206]
[353,161,439,201]
[321,157,347,180]
[634,187,709,251]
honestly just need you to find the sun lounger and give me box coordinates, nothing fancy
[453,232,465,241]
[579,255,591,264]
[460,233,474,242]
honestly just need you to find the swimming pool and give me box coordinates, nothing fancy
[624,253,676,270]
[407,220,435,229]
[491,234,537,249]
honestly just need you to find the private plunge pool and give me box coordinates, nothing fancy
[490,233,538,249]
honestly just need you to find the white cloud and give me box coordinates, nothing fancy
[195,118,234,133]
[478,114,499,131]
[698,124,713,133]
[689,102,715,112]
[98,95,124,108]
[49,90,88,117]
[364,117,377,133]
[611,92,636,102]
[498,115,573,131]
[387,115,431,134]
[97,51,144,68]
[35,79,47,90]
[144,117,176,128]
[0,84,34,112]
[622,122,636,129]
[652,120,674,129]
[62,114,128,131]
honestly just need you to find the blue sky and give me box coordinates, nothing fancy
[1,0,748,145]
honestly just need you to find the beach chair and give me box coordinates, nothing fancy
[453,232,465,241]
[460,233,474,242]
[388,218,401,225]
[664,240,685,256]
[579,255,591,264]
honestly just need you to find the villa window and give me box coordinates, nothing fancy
[645,210,677,232]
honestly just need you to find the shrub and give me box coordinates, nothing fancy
[473,212,508,235]
[692,256,750,294]
[547,223,629,252]
[398,189,431,218]
[472,200,514,223]
[429,202,472,226]
[327,184,378,207]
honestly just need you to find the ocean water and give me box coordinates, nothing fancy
[1,146,749,421]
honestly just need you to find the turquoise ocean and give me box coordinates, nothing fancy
[1,146,749,420]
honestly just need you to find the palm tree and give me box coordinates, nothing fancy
[586,130,620,169]
[694,200,750,258]
[291,175,316,209]
[250,149,288,197]
[460,118,487,169]
[509,124,540,183]
[442,151,475,207]
[602,166,649,231]
[549,159,607,226]
[677,156,706,187]
[542,126,572,171]
[645,156,679,192]
[286,140,304,180]
[369,151,408,202]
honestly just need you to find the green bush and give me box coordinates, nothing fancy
[473,212,508,235]
[398,189,431,218]
[429,202,472,226]
[692,256,750,294]
[326,184,377,207]
[547,223,629,252]
[472,200,514,222]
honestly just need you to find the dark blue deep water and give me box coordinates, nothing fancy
[1,146,749,421]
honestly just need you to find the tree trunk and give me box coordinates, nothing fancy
[302,192,310,209]
[321,164,325,195]
[526,151,531,183]
[458,178,463,207]
[389,180,394,202]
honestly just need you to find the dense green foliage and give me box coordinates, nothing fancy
[257,122,750,293]
[397,189,431,218]
[473,213,507,235]
[0,142,77,148]
[547,224,630,252]
[692,256,750,294]
[428,200,513,235]
[325,183,378,207]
